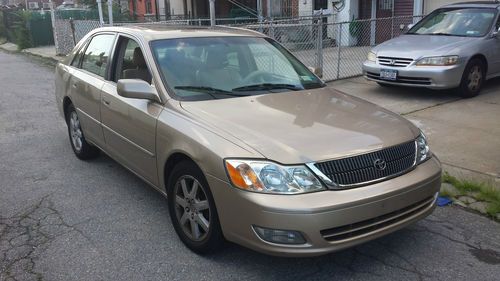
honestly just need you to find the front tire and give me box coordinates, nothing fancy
[66,104,99,160]
[167,161,224,254]
[457,59,485,98]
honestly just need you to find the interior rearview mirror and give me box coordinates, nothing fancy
[308,66,323,78]
[117,79,159,102]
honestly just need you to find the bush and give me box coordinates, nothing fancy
[13,11,32,50]
[0,11,7,40]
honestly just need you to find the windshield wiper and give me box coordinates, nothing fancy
[174,86,249,98]
[430,32,456,36]
[232,83,303,92]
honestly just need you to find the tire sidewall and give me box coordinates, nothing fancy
[459,59,485,98]
[166,161,223,254]
[65,104,99,160]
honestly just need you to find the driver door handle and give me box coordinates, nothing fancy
[102,99,111,106]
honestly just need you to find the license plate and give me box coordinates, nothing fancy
[380,69,398,81]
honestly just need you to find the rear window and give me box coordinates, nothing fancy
[80,34,115,78]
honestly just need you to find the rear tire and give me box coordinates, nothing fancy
[65,104,100,160]
[167,160,224,254]
[457,59,485,98]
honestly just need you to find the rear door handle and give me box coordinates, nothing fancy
[102,99,110,106]
[72,83,77,89]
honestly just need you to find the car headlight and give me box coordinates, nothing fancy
[416,132,431,164]
[224,159,325,194]
[416,56,458,66]
[367,51,376,62]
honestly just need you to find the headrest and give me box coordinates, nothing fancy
[205,47,227,69]
[132,47,147,68]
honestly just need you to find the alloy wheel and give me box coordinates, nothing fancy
[174,175,211,241]
[467,65,482,92]
[69,111,83,152]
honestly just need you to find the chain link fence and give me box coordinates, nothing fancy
[51,12,423,82]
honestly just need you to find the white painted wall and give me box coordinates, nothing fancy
[159,0,186,16]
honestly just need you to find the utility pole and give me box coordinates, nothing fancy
[107,0,113,26]
[266,0,271,18]
[257,0,263,23]
[209,0,215,26]
[96,0,104,26]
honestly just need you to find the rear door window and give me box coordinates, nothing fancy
[81,34,115,78]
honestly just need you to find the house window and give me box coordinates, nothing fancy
[379,0,393,11]
[146,0,152,14]
[42,2,51,9]
[28,2,39,9]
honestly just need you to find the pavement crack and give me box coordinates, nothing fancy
[0,196,93,280]
[401,97,462,116]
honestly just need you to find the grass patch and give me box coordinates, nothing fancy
[439,188,455,198]
[442,172,500,218]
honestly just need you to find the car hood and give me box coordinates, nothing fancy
[373,34,477,59]
[180,87,419,164]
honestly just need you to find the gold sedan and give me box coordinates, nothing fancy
[55,25,441,257]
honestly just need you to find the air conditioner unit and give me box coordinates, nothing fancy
[28,2,39,9]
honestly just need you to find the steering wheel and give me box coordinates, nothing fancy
[243,70,273,84]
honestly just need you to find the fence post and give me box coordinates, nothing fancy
[96,0,104,26]
[209,0,215,26]
[48,0,59,52]
[391,16,394,39]
[336,23,342,80]
[269,18,274,39]
[315,19,323,76]
[107,0,113,26]
[69,18,76,45]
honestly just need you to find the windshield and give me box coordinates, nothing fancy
[150,36,324,101]
[408,8,497,37]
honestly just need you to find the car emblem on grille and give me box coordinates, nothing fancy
[389,59,396,65]
[373,159,387,171]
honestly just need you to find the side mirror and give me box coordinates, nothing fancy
[494,27,500,38]
[117,79,159,102]
[308,66,323,78]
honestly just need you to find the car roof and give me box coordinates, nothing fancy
[443,1,500,9]
[93,24,265,41]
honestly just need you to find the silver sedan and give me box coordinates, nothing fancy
[363,2,500,97]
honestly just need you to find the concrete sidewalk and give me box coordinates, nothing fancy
[329,77,500,186]
[0,42,64,64]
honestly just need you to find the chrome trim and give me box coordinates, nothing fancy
[76,108,100,124]
[306,163,338,188]
[308,140,419,189]
[102,123,155,157]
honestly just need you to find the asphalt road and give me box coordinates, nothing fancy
[1,51,500,281]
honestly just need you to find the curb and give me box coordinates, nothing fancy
[0,43,62,67]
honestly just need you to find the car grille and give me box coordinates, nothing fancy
[366,72,432,85]
[314,141,416,187]
[378,56,413,67]
[320,195,435,242]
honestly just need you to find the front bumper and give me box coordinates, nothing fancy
[362,60,465,89]
[207,157,442,257]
